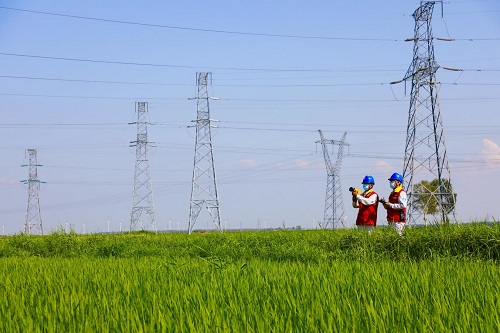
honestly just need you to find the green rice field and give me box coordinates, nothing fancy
[1,223,499,332]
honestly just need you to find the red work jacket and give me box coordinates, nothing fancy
[387,188,407,223]
[356,191,378,226]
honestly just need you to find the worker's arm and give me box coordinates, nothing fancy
[355,193,378,206]
[388,191,407,210]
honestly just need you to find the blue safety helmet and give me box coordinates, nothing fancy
[362,175,375,184]
[388,172,403,182]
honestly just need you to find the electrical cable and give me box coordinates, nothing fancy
[0,52,406,72]
[0,74,395,87]
[0,6,403,42]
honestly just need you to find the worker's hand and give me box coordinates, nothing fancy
[351,187,360,196]
[383,202,391,209]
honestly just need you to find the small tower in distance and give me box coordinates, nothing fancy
[188,72,222,234]
[317,130,349,229]
[21,148,45,234]
[130,102,156,232]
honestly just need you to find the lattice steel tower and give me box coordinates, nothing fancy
[317,130,349,229]
[395,1,456,224]
[188,72,221,234]
[21,148,45,234]
[130,102,156,231]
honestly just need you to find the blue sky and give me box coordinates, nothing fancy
[0,0,499,234]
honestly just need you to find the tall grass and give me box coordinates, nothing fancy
[1,224,499,331]
[0,257,498,332]
[0,223,499,261]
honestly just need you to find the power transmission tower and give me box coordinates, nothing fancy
[393,1,456,225]
[21,148,45,234]
[188,72,221,234]
[317,130,349,229]
[130,102,156,232]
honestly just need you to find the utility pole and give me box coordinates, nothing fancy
[130,102,156,231]
[188,72,222,234]
[317,130,349,229]
[392,1,456,225]
[21,149,45,234]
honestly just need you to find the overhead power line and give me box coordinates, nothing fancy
[1,52,498,73]
[1,74,499,88]
[1,6,498,41]
[0,75,191,86]
[0,74,393,87]
[0,92,184,100]
[0,52,404,72]
[0,6,402,42]
[1,92,499,103]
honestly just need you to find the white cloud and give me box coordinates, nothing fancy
[375,160,391,171]
[276,159,315,170]
[295,159,311,169]
[239,159,257,168]
[481,139,500,169]
[0,177,18,185]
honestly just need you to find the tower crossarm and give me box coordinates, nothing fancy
[333,132,349,172]
[398,2,440,84]
[317,130,335,174]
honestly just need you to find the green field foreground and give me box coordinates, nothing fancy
[1,223,499,332]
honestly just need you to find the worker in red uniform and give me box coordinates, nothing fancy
[352,175,379,232]
[381,172,407,236]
